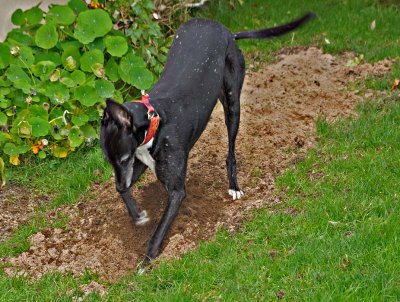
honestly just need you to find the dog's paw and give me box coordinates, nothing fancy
[228,189,244,200]
[135,210,150,226]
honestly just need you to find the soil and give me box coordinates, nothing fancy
[0,47,393,282]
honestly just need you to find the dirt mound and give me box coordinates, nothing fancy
[1,48,392,281]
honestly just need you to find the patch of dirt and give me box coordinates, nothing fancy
[0,185,50,243]
[1,48,392,281]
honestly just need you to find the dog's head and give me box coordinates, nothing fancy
[100,99,146,192]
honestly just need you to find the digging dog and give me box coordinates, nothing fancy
[100,12,315,264]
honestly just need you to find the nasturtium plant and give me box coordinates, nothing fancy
[35,24,59,49]
[74,9,112,44]
[80,49,104,72]
[95,79,114,97]
[104,36,128,57]
[0,0,171,186]
[46,5,76,25]
[119,53,153,89]
[0,44,11,69]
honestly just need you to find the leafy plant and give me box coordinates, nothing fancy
[0,0,170,181]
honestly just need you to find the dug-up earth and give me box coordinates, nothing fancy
[0,47,393,282]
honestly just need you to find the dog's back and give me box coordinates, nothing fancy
[150,19,232,103]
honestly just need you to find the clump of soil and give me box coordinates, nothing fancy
[1,48,392,281]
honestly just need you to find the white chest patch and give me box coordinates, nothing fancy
[135,138,156,175]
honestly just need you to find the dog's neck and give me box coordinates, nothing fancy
[135,138,156,175]
[125,102,159,176]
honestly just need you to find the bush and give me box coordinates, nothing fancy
[0,0,170,178]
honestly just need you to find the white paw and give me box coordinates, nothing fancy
[228,189,244,200]
[135,210,150,226]
[137,267,146,275]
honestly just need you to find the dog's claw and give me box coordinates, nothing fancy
[228,189,244,200]
[135,210,150,226]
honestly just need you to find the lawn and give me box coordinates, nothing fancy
[1,0,400,300]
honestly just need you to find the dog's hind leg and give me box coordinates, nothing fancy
[219,44,246,200]
[119,160,149,226]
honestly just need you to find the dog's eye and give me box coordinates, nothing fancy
[120,154,131,165]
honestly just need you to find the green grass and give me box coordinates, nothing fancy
[200,0,400,62]
[101,98,400,300]
[1,0,400,300]
[8,146,112,207]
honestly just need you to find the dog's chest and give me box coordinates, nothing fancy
[135,139,156,175]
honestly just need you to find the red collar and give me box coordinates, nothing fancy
[131,94,160,146]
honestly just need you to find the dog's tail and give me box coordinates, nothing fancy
[233,12,316,40]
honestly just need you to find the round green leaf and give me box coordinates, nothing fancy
[88,38,105,51]
[71,114,89,126]
[6,65,31,83]
[95,79,114,97]
[80,49,104,72]
[0,88,10,96]
[46,5,75,25]
[35,52,61,66]
[35,24,59,49]
[68,0,88,15]
[32,61,56,80]
[25,7,43,25]
[14,80,31,94]
[60,77,76,88]
[119,53,146,69]
[29,117,50,137]
[133,68,154,90]
[38,150,46,159]
[0,112,7,126]
[11,9,24,26]
[3,142,30,155]
[104,36,128,57]
[74,85,100,106]
[30,104,49,120]
[43,82,70,104]
[85,106,101,121]
[81,124,97,139]
[4,143,20,156]
[0,43,11,69]
[119,65,154,90]
[119,53,153,89]
[0,98,11,109]
[69,126,83,147]
[105,57,119,82]
[71,70,86,86]
[6,30,33,46]
[60,40,83,51]
[74,9,112,44]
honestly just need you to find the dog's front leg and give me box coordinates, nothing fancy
[119,191,149,226]
[119,160,149,226]
[144,153,188,264]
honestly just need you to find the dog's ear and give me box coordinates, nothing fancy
[105,99,132,128]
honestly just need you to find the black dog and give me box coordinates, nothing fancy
[100,12,315,264]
